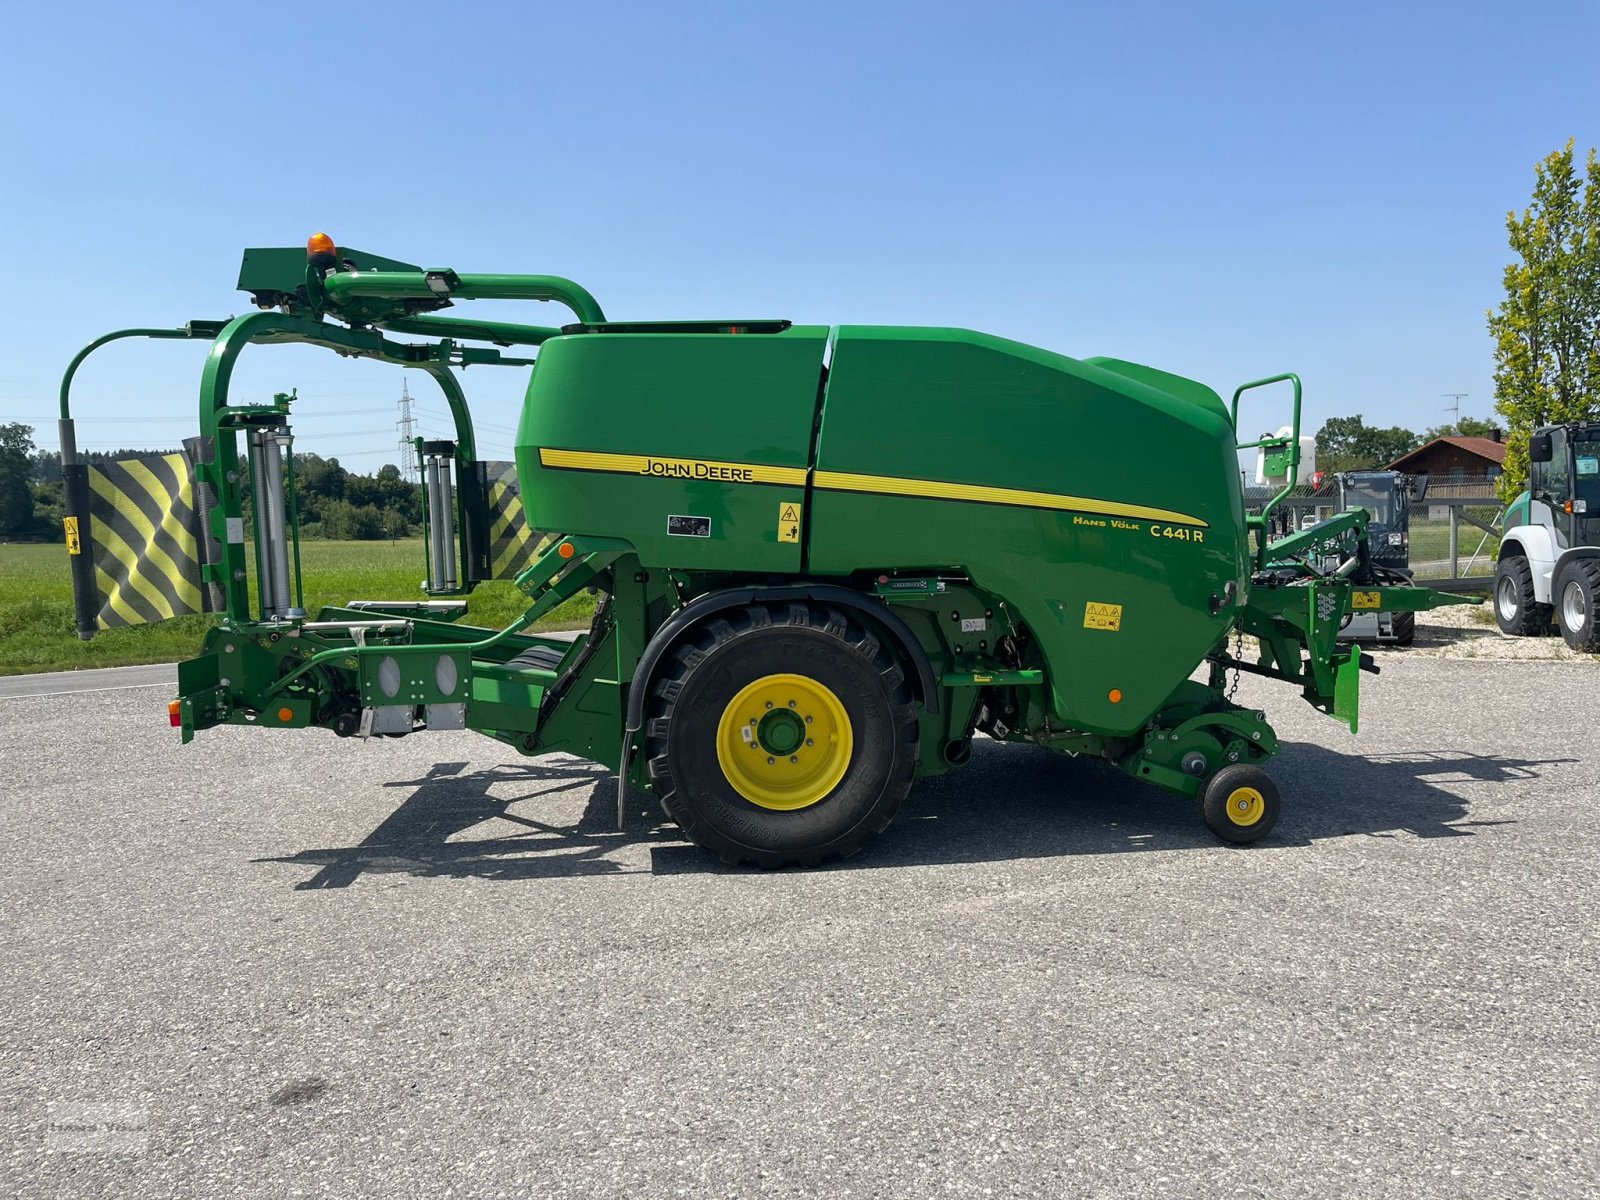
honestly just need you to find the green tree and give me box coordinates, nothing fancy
[381,508,410,539]
[0,423,37,535]
[292,452,348,521]
[319,499,387,540]
[1488,141,1600,500]
[1314,415,1420,474]
[1422,416,1499,441]
[30,480,65,540]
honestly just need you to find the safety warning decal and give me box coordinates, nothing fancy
[1351,591,1381,610]
[668,514,712,538]
[63,516,81,555]
[778,501,802,544]
[1083,601,1123,631]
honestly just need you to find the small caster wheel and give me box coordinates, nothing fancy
[1201,763,1280,844]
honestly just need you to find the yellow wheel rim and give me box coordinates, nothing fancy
[1226,785,1266,827]
[715,673,854,811]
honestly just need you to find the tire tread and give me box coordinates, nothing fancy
[646,602,920,868]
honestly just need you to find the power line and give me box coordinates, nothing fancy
[396,381,418,483]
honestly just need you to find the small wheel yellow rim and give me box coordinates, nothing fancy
[1226,785,1266,827]
[715,673,854,811]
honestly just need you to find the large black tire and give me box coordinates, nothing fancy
[1392,609,1415,647]
[1555,561,1600,653]
[645,601,920,867]
[1493,555,1550,636]
[1200,764,1281,845]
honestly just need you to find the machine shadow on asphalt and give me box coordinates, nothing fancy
[258,759,683,889]
[256,740,1572,889]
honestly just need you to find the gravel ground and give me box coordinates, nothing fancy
[2,657,1597,1199]
[1409,601,1595,662]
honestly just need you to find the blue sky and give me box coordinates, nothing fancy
[3,1,1597,467]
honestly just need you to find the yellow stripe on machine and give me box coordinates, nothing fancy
[539,448,808,487]
[537,446,1208,528]
[812,470,1209,528]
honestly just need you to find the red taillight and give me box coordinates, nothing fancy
[168,699,182,728]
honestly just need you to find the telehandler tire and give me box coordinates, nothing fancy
[1391,610,1415,647]
[1493,555,1550,636]
[1555,561,1600,653]
[645,601,920,868]
[1200,764,1281,845]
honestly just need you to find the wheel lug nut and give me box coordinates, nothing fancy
[804,715,813,724]
[767,756,775,764]
[765,701,773,709]
[805,738,814,746]
[788,700,797,708]
[790,756,798,763]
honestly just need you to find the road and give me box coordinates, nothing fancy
[0,664,175,701]
[2,658,1597,1198]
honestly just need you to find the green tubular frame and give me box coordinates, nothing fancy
[62,258,642,762]
[56,270,582,630]
[319,271,606,325]
[259,536,630,701]
[193,312,483,620]
[1231,372,1303,567]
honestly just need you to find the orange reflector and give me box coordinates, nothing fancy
[168,699,182,727]
[1108,689,1123,704]
[558,541,576,559]
[277,707,294,722]
[307,231,336,259]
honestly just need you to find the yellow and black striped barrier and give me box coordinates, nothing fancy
[63,447,212,634]
[483,460,540,580]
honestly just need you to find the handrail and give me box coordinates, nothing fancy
[1230,373,1303,566]
[59,323,227,420]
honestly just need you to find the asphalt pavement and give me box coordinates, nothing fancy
[0,663,175,700]
[2,658,1597,1198]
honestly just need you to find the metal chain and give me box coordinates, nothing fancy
[1226,625,1243,704]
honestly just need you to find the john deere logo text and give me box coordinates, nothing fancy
[640,458,754,483]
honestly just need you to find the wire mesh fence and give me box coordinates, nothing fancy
[1242,481,1504,587]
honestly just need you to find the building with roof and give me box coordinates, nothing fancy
[1385,431,1506,515]
[1386,432,1506,487]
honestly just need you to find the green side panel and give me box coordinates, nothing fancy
[1503,490,1530,533]
[357,647,471,706]
[809,327,1249,738]
[236,246,423,296]
[515,327,829,572]
[468,670,548,734]
[1080,357,1231,422]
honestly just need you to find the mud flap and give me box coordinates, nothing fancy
[1332,646,1362,734]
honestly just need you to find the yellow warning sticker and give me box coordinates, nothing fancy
[1352,591,1381,610]
[63,516,81,555]
[1084,601,1122,631]
[778,501,802,544]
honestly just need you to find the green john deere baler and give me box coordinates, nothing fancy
[58,235,1469,865]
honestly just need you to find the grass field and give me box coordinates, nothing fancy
[0,540,595,676]
[1408,514,1501,578]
